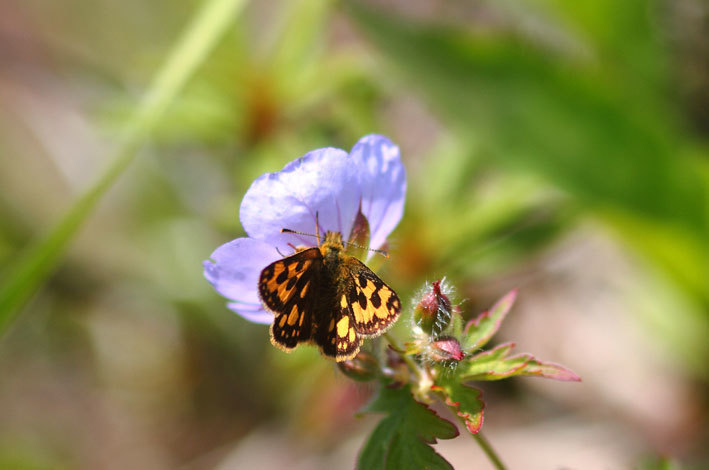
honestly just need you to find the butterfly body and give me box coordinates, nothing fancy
[258,231,401,361]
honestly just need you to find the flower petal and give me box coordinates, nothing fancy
[349,135,406,251]
[240,147,361,253]
[203,237,281,311]
[227,302,273,324]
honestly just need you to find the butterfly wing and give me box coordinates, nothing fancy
[313,298,363,362]
[258,241,401,362]
[343,257,402,337]
[258,248,322,351]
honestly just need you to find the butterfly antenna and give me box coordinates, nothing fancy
[281,228,318,238]
[345,240,390,259]
[315,212,321,246]
[281,228,389,258]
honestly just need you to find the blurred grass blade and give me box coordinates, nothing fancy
[0,0,248,335]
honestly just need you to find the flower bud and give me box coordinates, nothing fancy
[413,280,453,336]
[337,351,380,381]
[428,336,464,362]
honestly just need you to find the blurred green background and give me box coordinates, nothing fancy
[0,0,707,468]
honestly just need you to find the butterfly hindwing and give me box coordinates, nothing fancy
[259,248,322,350]
[313,298,362,362]
[344,257,402,337]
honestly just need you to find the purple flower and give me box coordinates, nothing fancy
[203,135,406,323]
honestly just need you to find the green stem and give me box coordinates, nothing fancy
[472,432,506,470]
[382,331,424,381]
[0,0,247,335]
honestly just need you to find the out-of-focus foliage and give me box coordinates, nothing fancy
[0,0,247,331]
[0,0,707,468]
[346,0,709,376]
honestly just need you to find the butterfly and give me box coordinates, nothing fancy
[258,230,401,362]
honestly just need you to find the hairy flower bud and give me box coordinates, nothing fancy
[428,336,464,362]
[413,279,453,337]
[337,351,380,381]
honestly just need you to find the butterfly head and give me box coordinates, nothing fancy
[280,227,388,259]
[320,231,345,262]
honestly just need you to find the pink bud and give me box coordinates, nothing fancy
[414,280,453,336]
[429,336,464,362]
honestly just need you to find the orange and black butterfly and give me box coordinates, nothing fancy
[258,231,401,362]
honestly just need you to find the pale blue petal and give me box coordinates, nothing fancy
[203,237,281,312]
[349,134,406,251]
[240,147,360,253]
[227,302,273,324]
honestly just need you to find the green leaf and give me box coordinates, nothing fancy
[520,358,582,382]
[462,290,517,351]
[432,380,484,434]
[461,343,531,380]
[358,385,458,470]
[460,343,581,382]
[0,0,248,334]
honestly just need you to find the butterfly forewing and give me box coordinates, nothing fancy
[259,248,322,350]
[343,258,401,337]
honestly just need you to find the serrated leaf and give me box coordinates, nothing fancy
[459,342,581,382]
[462,290,517,351]
[358,385,458,470]
[432,380,484,434]
[514,358,582,382]
[461,343,532,380]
